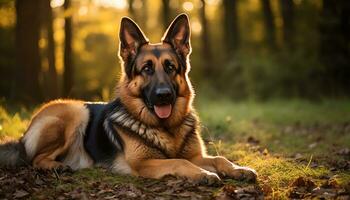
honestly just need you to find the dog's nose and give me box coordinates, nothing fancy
[155,87,172,101]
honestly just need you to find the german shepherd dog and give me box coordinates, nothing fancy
[0,14,257,183]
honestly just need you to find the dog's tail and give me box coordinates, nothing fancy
[0,140,28,167]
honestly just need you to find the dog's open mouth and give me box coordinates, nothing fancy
[154,104,172,119]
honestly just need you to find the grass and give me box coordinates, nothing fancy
[197,98,350,155]
[196,98,350,198]
[1,98,350,199]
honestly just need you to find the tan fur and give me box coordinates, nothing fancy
[117,43,193,128]
[22,100,92,169]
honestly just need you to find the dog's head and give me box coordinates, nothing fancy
[117,14,194,127]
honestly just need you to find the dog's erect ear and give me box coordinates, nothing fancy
[119,17,148,63]
[162,14,191,58]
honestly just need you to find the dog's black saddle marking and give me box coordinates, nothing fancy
[84,101,124,164]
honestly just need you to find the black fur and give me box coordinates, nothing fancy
[83,101,123,164]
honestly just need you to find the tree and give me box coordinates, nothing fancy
[63,0,73,97]
[199,0,213,75]
[223,0,239,58]
[261,0,276,49]
[15,0,42,103]
[279,0,295,49]
[141,0,148,31]
[161,0,171,30]
[319,0,350,95]
[128,0,135,17]
[40,0,58,99]
[127,0,148,31]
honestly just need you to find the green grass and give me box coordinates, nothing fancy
[196,98,350,198]
[1,99,350,199]
[197,98,350,155]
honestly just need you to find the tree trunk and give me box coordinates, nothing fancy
[63,0,73,97]
[199,0,214,75]
[261,0,276,49]
[41,0,58,99]
[319,0,350,95]
[223,0,239,58]
[15,0,42,103]
[128,0,135,17]
[141,0,148,31]
[279,0,295,49]
[162,0,170,31]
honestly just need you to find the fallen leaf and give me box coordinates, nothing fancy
[337,148,350,156]
[290,177,316,191]
[321,179,340,189]
[13,189,29,199]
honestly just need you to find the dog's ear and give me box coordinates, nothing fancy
[119,17,148,63]
[162,14,191,59]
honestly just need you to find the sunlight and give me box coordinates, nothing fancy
[191,19,202,35]
[132,0,143,9]
[205,0,221,6]
[78,6,88,16]
[0,7,15,27]
[94,0,128,9]
[169,0,180,9]
[50,0,65,8]
[182,1,194,11]
[293,0,302,5]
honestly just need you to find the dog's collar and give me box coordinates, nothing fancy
[106,100,197,157]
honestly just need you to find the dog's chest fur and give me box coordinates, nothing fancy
[107,104,199,159]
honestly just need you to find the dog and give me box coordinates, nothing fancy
[0,14,257,183]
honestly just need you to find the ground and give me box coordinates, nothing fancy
[0,98,349,199]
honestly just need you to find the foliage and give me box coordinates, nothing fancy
[0,105,28,140]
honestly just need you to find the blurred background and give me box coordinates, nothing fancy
[0,0,349,104]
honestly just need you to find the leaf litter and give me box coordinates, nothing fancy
[0,167,264,200]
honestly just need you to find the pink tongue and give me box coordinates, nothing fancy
[154,105,172,119]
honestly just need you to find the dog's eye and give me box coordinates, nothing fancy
[142,61,154,75]
[164,60,176,74]
[142,66,153,75]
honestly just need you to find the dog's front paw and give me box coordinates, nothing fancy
[193,170,221,186]
[223,166,257,182]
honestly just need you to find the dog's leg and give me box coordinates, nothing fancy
[131,159,220,183]
[190,155,257,181]
[31,118,77,170]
